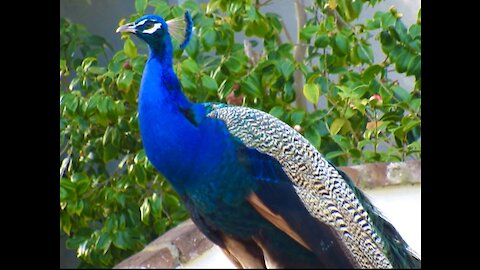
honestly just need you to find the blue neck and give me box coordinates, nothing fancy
[138,44,198,194]
[143,43,191,108]
[138,41,240,200]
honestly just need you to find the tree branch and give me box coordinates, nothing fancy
[257,0,273,7]
[293,0,307,110]
[324,8,348,29]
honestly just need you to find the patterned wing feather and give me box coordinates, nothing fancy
[207,105,394,269]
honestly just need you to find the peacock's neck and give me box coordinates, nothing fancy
[138,45,232,196]
[138,47,198,193]
[140,47,191,108]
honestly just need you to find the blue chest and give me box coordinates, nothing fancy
[138,68,255,200]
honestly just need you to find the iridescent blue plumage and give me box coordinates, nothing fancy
[116,12,420,269]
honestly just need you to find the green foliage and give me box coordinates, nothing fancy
[60,0,420,267]
[60,10,189,268]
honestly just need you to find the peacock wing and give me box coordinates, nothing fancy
[207,104,394,269]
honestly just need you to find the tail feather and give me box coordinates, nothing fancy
[336,168,421,269]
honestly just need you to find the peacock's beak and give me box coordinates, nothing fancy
[116,22,136,33]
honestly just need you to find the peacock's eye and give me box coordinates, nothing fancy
[144,21,155,28]
[139,19,162,34]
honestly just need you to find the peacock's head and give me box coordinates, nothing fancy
[116,11,192,50]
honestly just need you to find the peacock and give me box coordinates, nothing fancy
[116,11,421,269]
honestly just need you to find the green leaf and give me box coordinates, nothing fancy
[392,86,410,102]
[171,6,184,17]
[134,149,146,164]
[314,33,329,48]
[332,134,352,150]
[149,0,169,15]
[409,24,421,39]
[201,75,219,94]
[362,64,383,81]
[103,144,117,162]
[224,56,244,74]
[66,200,79,216]
[394,49,412,73]
[164,193,181,212]
[115,101,126,116]
[182,0,200,11]
[333,32,349,56]
[117,70,134,90]
[380,31,395,53]
[277,43,294,59]
[339,0,362,21]
[140,198,151,224]
[112,230,129,250]
[388,46,403,65]
[132,56,147,73]
[325,150,344,160]
[181,59,200,74]
[116,193,126,207]
[278,60,295,79]
[349,148,361,158]
[356,44,373,63]
[180,74,197,90]
[283,83,295,103]
[135,166,147,187]
[60,58,68,72]
[62,94,79,114]
[330,118,346,135]
[102,126,112,146]
[240,75,262,97]
[97,96,109,116]
[60,214,72,235]
[96,232,112,255]
[245,20,270,38]
[407,55,421,79]
[380,12,396,29]
[60,186,68,201]
[135,0,148,14]
[402,117,420,133]
[329,66,348,74]
[76,178,90,195]
[410,98,421,112]
[305,126,321,149]
[335,85,350,94]
[60,178,77,198]
[154,218,168,234]
[151,193,163,217]
[394,19,409,42]
[365,18,381,30]
[88,66,107,75]
[202,28,217,50]
[325,15,335,31]
[290,109,306,125]
[269,106,285,119]
[124,39,137,58]
[303,83,320,104]
[300,25,319,41]
[73,200,85,218]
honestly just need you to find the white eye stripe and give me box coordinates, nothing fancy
[135,19,148,27]
[142,23,162,34]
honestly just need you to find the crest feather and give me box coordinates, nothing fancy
[166,11,193,49]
